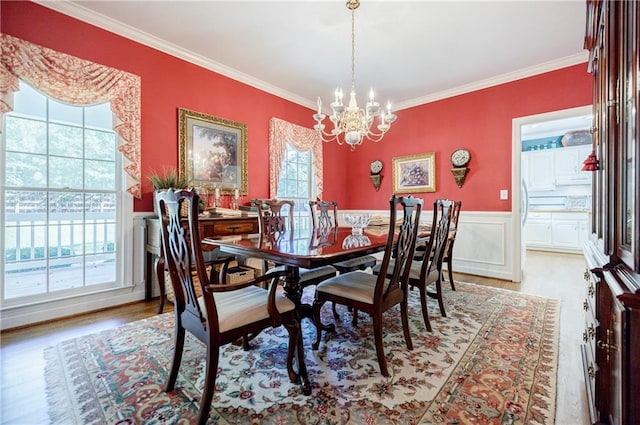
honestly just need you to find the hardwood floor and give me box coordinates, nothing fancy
[0,250,589,424]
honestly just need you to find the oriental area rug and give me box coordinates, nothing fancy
[44,282,559,424]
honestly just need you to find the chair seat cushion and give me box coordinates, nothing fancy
[373,260,439,285]
[316,271,379,304]
[333,255,377,272]
[198,285,295,333]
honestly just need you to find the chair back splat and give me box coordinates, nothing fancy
[252,198,295,235]
[312,194,423,377]
[157,189,311,425]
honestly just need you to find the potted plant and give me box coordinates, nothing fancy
[148,167,191,216]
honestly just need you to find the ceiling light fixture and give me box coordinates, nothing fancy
[312,0,396,150]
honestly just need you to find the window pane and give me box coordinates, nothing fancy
[86,193,116,215]
[49,123,83,157]
[85,160,115,190]
[4,116,47,154]
[5,152,47,187]
[50,256,83,292]
[86,252,116,285]
[85,129,116,160]
[49,192,84,215]
[49,98,82,126]
[12,81,46,120]
[50,156,83,189]
[85,103,113,130]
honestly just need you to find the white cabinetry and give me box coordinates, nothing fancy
[525,212,552,247]
[522,145,592,190]
[523,150,555,191]
[554,145,592,185]
[525,211,590,252]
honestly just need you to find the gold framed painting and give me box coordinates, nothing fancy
[178,108,248,194]
[392,152,436,193]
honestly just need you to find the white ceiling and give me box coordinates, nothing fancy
[39,0,589,112]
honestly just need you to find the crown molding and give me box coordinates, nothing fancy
[34,1,313,109]
[35,1,588,113]
[394,52,589,111]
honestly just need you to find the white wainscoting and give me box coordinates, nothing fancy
[343,209,515,282]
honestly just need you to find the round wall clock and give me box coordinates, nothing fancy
[451,149,471,167]
[370,159,383,174]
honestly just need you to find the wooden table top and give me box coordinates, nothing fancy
[203,226,391,270]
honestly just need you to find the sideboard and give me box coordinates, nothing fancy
[145,215,259,312]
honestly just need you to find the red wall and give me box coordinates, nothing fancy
[2,1,592,213]
[339,64,593,211]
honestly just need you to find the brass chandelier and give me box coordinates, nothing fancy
[312,0,396,149]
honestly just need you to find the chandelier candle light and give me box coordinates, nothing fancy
[313,0,396,149]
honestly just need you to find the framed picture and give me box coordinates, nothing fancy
[178,108,248,194]
[392,152,436,193]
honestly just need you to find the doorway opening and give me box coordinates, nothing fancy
[511,105,592,282]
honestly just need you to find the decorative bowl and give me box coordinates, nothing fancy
[344,213,372,235]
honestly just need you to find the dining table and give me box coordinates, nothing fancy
[203,226,392,318]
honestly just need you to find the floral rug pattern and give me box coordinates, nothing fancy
[45,282,559,424]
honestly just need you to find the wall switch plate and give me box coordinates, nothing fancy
[500,189,509,200]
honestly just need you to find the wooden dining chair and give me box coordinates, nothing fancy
[309,199,378,274]
[374,199,453,332]
[252,198,337,289]
[157,189,310,425]
[443,200,462,290]
[312,195,423,377]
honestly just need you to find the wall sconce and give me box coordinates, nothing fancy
[370,159,383,191]
[450,148,470,188]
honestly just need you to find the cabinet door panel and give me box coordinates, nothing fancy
[525,220,552,246]
[552,220,581,248]
[525,151,555,191]
[555,146,593,185]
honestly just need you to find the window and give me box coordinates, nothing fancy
[2,81,123,304]
[276,144,314,230]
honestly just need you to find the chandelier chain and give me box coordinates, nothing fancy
[351,7,356,90]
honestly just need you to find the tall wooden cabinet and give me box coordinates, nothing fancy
[582,1,640,424]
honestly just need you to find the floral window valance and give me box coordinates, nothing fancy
[269,117,323,199]
[1,34,142,198]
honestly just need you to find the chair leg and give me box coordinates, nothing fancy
[372,314,389,377]
[436,277,447,317]
[400,299,413,351]
[156,256,166,314]
[312,299,327,350]
[447,255,456,291]
[196,345,219,425]
[331,302,340,320]
[351,309,359,326]
[165,324,185,392]
[418,285,432,332]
